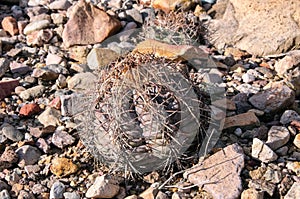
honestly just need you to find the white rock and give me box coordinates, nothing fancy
[284,181,300,199]
[38,107,61,127]
[252,138,278,163]
[266,126,290,150]
[86,175,120,198]
[23,20,50,35]
[293,134,300,149]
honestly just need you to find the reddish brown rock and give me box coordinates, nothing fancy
[1,16,19,36]
[223,111,260,130]
[152,0,194,13]
[19,103,41,117]
[49,97,61,110]
[62,0,122,47]
[0,79,19,100]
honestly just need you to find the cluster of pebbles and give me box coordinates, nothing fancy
[0,0,299,199]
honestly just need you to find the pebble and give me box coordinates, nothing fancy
[23,20,50,35]
[87,48,119,70]
[0,79,19,100]
[241,188,264,199]
[0,189,11,199]
[0,58,10,78]
[63,192,80,199]
[19,85,45,101]
[48,0,71,10]
[86,175,120,198]
[286,162,300,176]
[50,157,78,177]
[50,181,65,199]
[252,138,278,163]
[37,107,61,127]
[19,103,41,117]
[223,111,260,130]
[266,126,290,150]
[67,72,98,91]
[280,110,300,125]
[1,124,24,142]
[284,181,300,199]
[15,145,41,167]
[51,130,75,149]
[1,16,18,36]
[293,134,300,149]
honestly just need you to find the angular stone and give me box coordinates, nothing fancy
[208,0,300,56]
[49,0,71,10]
[50,181,65,199]
[0,146,18,170]
[0,79,19,100]
[51,130,75,149]
[50,157,78,177]
[38,107,61,127]
[294,134,300,149]
[286,162,300,176]
[19,85,45,101]
[241,188,264,199]
[266,126,290,150]
[252,138,278,163]
[87,48,119,70]
[280,110,300,125]
[184,144,244,199]
[274,50,300,77]
[248,179,276,197]
[19,103,41,117]
[23,20,50,35]
[1,16,18,36]
[15,145,41,167]
[67,72,97,91]
[249,82,295,114]
[0,58,10,78]
[86,175,120,198]
[223,111,260,130]
[62,0,121,47]
[1,124,24,142]
[26,29,53,46]
[284,181,300,199]
[9,61,31,75]
[152,0,194,13]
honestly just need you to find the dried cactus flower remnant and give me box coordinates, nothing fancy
[77,52,206,173]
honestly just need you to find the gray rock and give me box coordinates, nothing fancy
[49,0,71,10]
[184,143,244,199]
[236,84,260,94]
[19,85,45,100]
[280,110,300,125]
[248,179,276,197]
[0,180,9,191]
[284,181,300,199]
[208,0,300,56]
[0,58,10,78]
[50,181,65,199]
[23,20,50,35]
[51,130,75,149]
[266,126,290,150]
[126,8,143,24]
[249,82,295,114]
[67,72,97,91]
[38,107,60,127]
[0,189,11,199]
[87,48,119,70]
[242,73,255,83]
[252,138,278,163]
[86,175,120,198]
[1,124,24,142]
[63,192,80,199]
[15,145,41,167]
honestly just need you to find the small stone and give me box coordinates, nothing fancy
[0,58,10,78]
[184,144,244,199]
[23,20,50,35]
[50,157,78,177]
[241,188,264,199]
[67,72,97,91]
[0,189,11,199]
[252,138,278,163]
[0,146,18,170]
[0,79,19,100]
[63,192,80,199]
[139,183,159,199]
[248,179,276,196]
[152,0,194,13]
[32,184,48,195]
[38,107,61,127]
[249,82,295,114]
[15,145,41,167]
[286,162,300,176]
[280,110,300,125]
[32,64,68,81]
[36,138,50,153]
[19,85,45,101]
[266,126,290,150]
[86,175,120,198]
[293,134,300,149]
[24,165,40,176]
[155,191,168,199]
[29,126,56,138]
[87,48,119,70]
[17,190,35,199]
[49,0,71,10]
[51,13,66,25]
[45,53,64,65]
[19,103,41,117]
[284,181,300,199]
[51,130,75,149]
[2,124,24,141]
[26,29,53,46]
[49,97,61,110]
[1,16,18,36]
[124,195,138,199]
[50,181,65,199]
[125,8,143,24]
[242,73,255,83]
[275,146,289,156]
[9,61,31,75]
[223,111,260,130]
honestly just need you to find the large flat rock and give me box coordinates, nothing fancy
[207,0,300,56]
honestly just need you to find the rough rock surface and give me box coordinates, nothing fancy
[184,144,244,199]
[85,175,120,198]
[62,0,122,47]
[208,0,300,56]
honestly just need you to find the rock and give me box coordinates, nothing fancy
[1,124,24,141]
[125,195,138,199]
[67,72,97,91]
[155,191,168,199]
[50,157,78,177]
[26,29,53,46]
[223,111,260,130]
[294,134,300,149]
[248,179,276,197]
[62,0,122,47]
[29,125,56,138]
[49,97,61,110]
[1,16,18,36]
[0,79,19,100]
[208,0,300,56]
[0,146,18,170]
[0,189,11,199]
[252,138,278,163]
[274,50,300,77]
[87,48,119,70]
[17,190,36,199]
[152,0,194,13]
[15,145,41,167]
[0,58,10,78]
[68,45,89,63]
[50,181,65,199]
[266,126,290,150]
[284,181,300,199]
[63,192,80,199]
[184,144,244,199]
[249,82,295,114]
[36,138,50,153]
[49,0,71,10]
[19,85,45,101]
[38,107,61,127]
[286,162,300,176]
[23,20,50,35]
[51,130,75,149]
[32,64,68,81]
[242,73,255,83]
[86,175,120,198]
[125,8,143,24]
[19,103,41,117]
[280,110,300,125]
[9,61,31,75]
[51,13,66,25]
[241,188,264,199]
[45,53,64,65]
[138,183,159,199]
[24,165,40,177]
